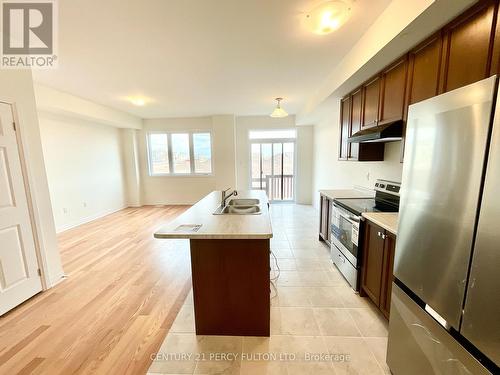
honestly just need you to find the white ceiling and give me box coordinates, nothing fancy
[33,0,391,118]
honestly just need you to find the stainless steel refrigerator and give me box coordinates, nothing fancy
[387,75,500,374]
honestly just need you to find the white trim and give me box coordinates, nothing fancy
[55,205,127,233]
[6,101,58,290]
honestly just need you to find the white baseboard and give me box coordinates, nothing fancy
[56,205,128,233]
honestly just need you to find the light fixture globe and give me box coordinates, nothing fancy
[304,0,351,35]
[270,97,289,118]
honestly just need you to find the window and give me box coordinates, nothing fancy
[147,132,212,176]
[171,133,190,174]
[193,133,212,174]
[249,129,296,140]
[149,133,170,174]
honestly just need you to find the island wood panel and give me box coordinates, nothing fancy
[0,206,191,375]
[190,239,270,337]
[440,0,497,93]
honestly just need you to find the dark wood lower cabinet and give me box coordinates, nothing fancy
[380,232,396,319]
[360,220,397,319]
[361,221,385,305]
[319,194,332,245]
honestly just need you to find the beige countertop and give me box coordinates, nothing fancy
[319,189,374,200]
[154,190,272,240]
[362,212,399,235]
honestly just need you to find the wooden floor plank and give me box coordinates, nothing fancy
[0,206,191,375]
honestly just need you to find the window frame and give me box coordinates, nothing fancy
[147,130,214,177]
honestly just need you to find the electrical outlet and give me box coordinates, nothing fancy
[83,202,87,208]
[63,208,68,214]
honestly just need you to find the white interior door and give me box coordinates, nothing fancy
[0,102,42,316]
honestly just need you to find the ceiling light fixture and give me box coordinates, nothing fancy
[129,97,147,106]
[270,97,289,118]
[304,1,351,35]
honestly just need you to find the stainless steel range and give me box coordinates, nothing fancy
[330,179,400,291]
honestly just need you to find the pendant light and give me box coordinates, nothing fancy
[270,97,288,118]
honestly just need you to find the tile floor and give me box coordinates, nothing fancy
[148,204,390,375]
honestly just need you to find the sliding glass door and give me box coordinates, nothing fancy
[251,141,295,201]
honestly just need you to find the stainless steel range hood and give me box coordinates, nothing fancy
[348,120,403,143]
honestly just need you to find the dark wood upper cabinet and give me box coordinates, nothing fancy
[339,96,351,160]
[489,1,500,75]
[379,57,408,124]
[440,1,497,93]
[361,220,385,305]
[349,89,362,160]
[338,90,384,162]
[380,232,396,319]
[339,0,500,163]
[407,33,443,106]
[401,34,443,162]
[361,76,381,129]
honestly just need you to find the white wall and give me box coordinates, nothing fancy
[35,84,142,129]
[121,129,142,207]
[39,113,127,232]
[0,70,64,287]
[235,115,313,204]
[138,116,236,205]
[296,125,313,204]
[311,96,403,209]
[212,115,237,191]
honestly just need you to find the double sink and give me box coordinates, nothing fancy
[213,198,262,215]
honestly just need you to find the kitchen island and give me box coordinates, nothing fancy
[154,190,272,337]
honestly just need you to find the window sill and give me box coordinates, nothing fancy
[149,173,214,178]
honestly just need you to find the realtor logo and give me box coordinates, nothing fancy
[1,0,57,68]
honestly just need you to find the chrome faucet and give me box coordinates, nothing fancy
[221,188,237,207]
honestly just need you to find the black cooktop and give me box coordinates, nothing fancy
[334,197,399,216]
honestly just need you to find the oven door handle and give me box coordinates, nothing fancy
[338,213,360,223]
[333,205,361,224]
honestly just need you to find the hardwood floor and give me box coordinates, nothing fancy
[0,206,192,375]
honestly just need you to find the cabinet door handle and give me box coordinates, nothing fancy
[382,234,386,240]
[377,231,382,237]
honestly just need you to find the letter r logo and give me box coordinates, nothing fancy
[2,1,53,54]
